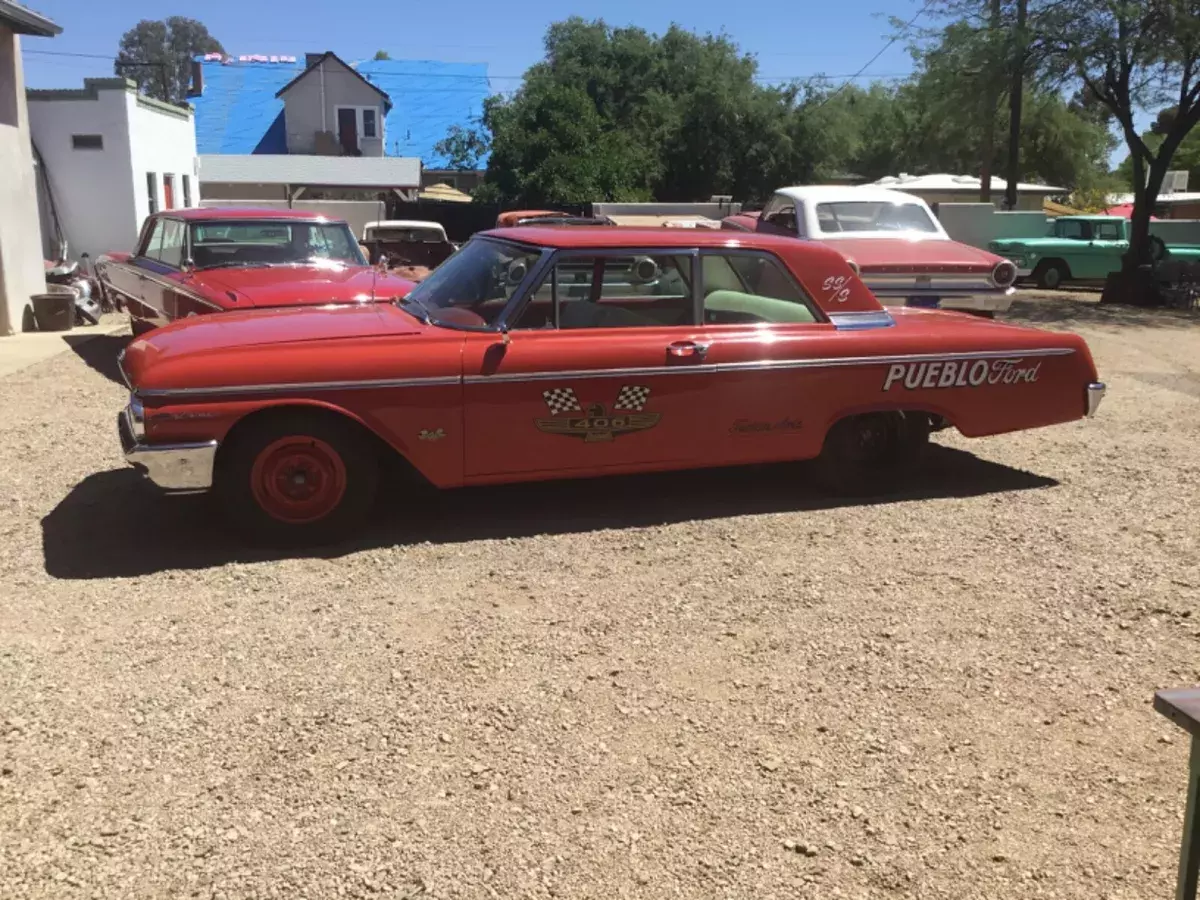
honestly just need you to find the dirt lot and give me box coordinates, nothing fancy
[1,292,1198,900]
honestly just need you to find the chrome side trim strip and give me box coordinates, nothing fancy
[138,348,1077,398]
[136,271,226,310]
[137,375,461,399]
[463,346,1076,385]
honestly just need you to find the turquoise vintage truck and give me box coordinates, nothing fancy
[989,215,1200,289]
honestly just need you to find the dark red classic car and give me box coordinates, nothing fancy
[96,208,416,334]
[116,227,1104,547]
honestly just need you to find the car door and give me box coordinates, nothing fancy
[690,249,836,464]
[135,217,186,322]
[461,249,720,480]
[1089,219,1128,276]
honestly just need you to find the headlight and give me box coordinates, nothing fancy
[991,260,1018,288]
[127,395,145,440]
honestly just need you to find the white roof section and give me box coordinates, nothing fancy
[869,173,1066,195]
[1156,192,1200,204]
[199,154,421,188]
[774,185,937,206]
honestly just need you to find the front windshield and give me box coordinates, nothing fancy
[815,201,939,235]
[188,220,366,269]
[400,238,542,330]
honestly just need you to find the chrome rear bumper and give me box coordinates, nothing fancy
[1086,382,1106,418]
[118,411,217,492]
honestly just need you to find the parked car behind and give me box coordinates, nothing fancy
[117,225,1104,547]
[722,186,1018,317]
[358,219,457,283]
[988,215,1200,289]
[96,208,416,334]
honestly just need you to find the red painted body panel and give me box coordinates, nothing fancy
[120,229,1101,494]
[187,265,413,309]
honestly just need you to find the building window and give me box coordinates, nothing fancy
[146,173,158,216]
[163,174,176,210]
[71,134,103,150]
[182,174,192,208]
[335,106,382,140]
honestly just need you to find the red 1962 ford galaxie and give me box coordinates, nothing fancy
[116,227,1104,546]
[96,208,416,334]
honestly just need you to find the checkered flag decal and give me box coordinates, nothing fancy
[542,387,582,414]
[613,385,651,412]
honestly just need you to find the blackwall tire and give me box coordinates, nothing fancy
[814,411,930,497]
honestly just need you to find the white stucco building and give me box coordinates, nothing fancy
[0,0,60,335]
[28,78,197,264]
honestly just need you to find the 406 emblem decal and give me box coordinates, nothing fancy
[882,357,1042,392]
[535,385,661,442]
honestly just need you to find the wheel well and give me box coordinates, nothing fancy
[820,408,951,443]
[1034,257,1071,278]
[217,404,430,487]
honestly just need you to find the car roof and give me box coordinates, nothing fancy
[482,226,838,254]
[164,207,344,222]
[773,185,932,206]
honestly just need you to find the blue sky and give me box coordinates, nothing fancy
[20,0,1134,167]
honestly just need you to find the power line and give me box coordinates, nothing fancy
[816,0,937,107]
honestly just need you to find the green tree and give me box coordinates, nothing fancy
[433,125,490,170]
[115,17,223,105]
[1043,0,1200,269]
[373,50,391,60]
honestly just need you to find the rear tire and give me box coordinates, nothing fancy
[216,411,379,547]
[814,411,930,497]
[1034,260,1069,290]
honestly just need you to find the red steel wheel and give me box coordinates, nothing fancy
[216,411,380,547]
[249,435,348,524]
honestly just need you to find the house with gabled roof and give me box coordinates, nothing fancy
[188,50,490,197]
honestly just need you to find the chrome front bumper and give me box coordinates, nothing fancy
[118,409,217,492]
[1086,382,1106,418]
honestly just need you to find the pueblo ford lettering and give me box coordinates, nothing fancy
[882,358,1042,392]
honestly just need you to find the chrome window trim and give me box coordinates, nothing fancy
[498,245,701,332]
[135,270,226,310]
[828,311,896,330]
[697,247,825,324]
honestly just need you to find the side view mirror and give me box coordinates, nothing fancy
[182,258,196,275]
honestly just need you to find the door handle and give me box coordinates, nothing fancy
[667,340,710,360]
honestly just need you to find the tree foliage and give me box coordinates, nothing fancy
[373,50,391,60]
[434,125,490,171]
[115,17,223,106]
[479,18,831,205]
[1041,0,1200,267]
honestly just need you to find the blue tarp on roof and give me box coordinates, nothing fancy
[192,57,490,167]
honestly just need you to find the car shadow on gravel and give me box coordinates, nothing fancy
[1007,293,1200,329]
[42,446,1057,580]
[63,334,130,386]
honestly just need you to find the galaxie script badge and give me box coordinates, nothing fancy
[882,358,1042,392]
[536,386,661,442]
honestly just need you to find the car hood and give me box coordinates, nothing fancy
[121,303,430,392]
[190,264,415,309]
[817,236,1004,273]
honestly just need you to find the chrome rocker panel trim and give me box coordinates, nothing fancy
[1086,382,1106,417]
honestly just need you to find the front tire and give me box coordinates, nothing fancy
[814,411,930,497]
[216,411,379,547]
[1034,260,1069,290]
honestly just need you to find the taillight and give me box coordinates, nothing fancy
[992,260,1017,288]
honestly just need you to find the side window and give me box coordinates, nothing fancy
[141,219,166,259]
[701,252,818,325]
[1059,219,1086,240]
[515,254,694,330]
[1096,221,1122,240]
[153,219,185,268]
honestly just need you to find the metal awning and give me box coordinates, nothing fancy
[198,154,421,188]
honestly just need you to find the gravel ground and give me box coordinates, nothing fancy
[1,293,1198,900]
